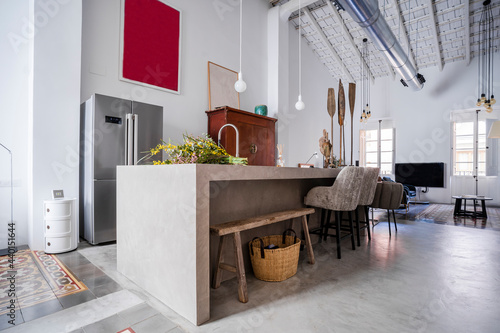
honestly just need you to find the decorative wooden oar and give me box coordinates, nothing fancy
[338,80,345,166]
[327,88,336,166]
[349,83,356,166]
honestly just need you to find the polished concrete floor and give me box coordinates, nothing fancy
[4,205,500,332]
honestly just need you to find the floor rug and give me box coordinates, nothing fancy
[406,204,500,230]
[0,250,87,315]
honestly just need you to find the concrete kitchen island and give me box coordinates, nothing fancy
[116,164,339,325]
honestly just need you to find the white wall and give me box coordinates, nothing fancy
[0,0,81,250]
[81,0,270,142]
[0,1,31,248]
[30,0,82,250]
[285,24,339,168]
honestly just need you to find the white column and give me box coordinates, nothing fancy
[29,0,82,250]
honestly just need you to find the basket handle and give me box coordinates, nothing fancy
[251,237,265,259]
[282,228,298,245]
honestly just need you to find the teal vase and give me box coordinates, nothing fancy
[255,105,268,116]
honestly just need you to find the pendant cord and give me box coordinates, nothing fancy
[239,0,243,74]
[298,0,302,96]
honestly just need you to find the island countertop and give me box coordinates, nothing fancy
[117,164,340,325]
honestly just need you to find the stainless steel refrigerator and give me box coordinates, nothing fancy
[79,94,163,245]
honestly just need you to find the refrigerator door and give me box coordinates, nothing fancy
[93,94,130,179]
[132,101,163,163]
[84,179,117,244]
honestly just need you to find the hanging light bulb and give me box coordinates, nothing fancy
[295,0,305,110]
[234,72,247,93]
[234,0,247,93]
[360,115,363,123]
[367,110,371,118]
[295,95,305,111]
[490,96,496,105]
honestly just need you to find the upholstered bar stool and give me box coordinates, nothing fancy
[304,166,365,259]
[354,167,380,246]
[370,181,404,236]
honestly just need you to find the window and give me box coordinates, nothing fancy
[360,125,394,175]
[453,120,486,176]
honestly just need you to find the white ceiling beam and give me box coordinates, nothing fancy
[424,0,443,71]
[325,1,375,83]
[303,7,355,83]
[280,0,318,20]
[464,0,471,65]
[389,0,417,70]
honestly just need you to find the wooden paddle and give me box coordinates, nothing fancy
[349,83,356,166]
[327,88,336,165]
[338,80,345,166]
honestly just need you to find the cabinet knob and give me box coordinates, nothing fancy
[47,242,51,246]
[47,225,50,230]
[250,143,258,154]
[46,208,50,213]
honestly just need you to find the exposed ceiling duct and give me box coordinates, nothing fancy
[335,0,426,90]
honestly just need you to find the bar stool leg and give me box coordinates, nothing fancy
[324,210,332,241]
[318,209,325,243]
[387,209,392,237]
[355,208,361,246]
[335,211,341,259]
[364,206,371,240]
[348,211,355,250]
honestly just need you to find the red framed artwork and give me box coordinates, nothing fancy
[120,0,181,94]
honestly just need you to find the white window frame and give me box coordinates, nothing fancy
[360,120,395,175]
[452,111,492,177]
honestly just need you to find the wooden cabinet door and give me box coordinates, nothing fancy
[206,107,276,166]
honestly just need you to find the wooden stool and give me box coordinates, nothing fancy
[210,208,315,303]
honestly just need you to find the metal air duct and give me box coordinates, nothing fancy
[335,0,425,90]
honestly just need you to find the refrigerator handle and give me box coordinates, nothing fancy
[126,114,134,165]
[133,114,139,165]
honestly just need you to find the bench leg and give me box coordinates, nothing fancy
[301,215,315,265]
[233,231,248,303]
[213,235,226,289]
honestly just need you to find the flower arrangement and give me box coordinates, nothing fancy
[139,133,248,165]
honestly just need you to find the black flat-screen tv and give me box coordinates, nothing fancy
[395,162,445,188]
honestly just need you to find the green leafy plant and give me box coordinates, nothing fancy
[139,133,248,165]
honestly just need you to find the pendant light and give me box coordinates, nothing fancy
[234,0,247,93]
[295,0,305,111]
[360,38,371,123]
[476,0,495,112]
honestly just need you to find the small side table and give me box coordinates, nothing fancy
[452,195,492,219]
[43,198,78,253]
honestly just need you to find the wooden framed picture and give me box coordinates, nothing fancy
[208,62,240,110]
[298,164,314,168]
[119,0,182,94]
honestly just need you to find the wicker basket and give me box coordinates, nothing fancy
[248,229,301,282]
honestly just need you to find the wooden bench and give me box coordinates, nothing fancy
[210,207,316,303]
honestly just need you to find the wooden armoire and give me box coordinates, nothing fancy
[206,107,277,166]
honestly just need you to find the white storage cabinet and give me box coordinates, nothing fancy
[43,198,78,253]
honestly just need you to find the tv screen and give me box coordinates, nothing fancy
[395,162,445,188]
